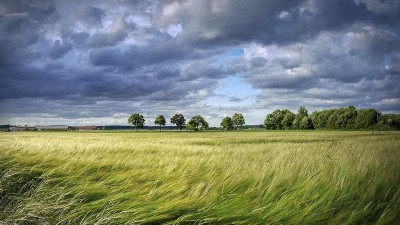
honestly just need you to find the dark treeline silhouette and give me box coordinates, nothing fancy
[4,105,399,132]
[126,107,399,131]
[265,106,400,130]
[127,107,399,132]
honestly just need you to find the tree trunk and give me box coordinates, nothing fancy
[160,125,161,131]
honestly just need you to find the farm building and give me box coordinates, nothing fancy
[69,126,97,131]
[36,125,68,131]
[9,127,25,132]
[8,126,36,132]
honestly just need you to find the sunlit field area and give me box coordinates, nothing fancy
[1,131,399,224]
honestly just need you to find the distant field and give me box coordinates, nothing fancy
[0,131,399,224]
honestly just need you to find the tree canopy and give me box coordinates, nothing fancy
[232,113,245,130]
[264,109,295,130]
[220,117,234,131]
[125,106,399,132]
[187,115,209,131]
[170,114,186,130]
[128,113,145,131]
[293,106,312,129]
[154,115,166,131]
[264,106,397,130]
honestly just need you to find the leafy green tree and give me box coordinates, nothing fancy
[293,106,308,129]
[335,110,347,129]
[282,110,295,129]
[293,117,300,129]
[327,111,339,129]
[170,114,186,130]
[264,113,276,129]
[220,117,234,131]
[128,113,145,131]
[344,106,357,129]
[379,114,400,130]
[356,109,379,129]
[310,111,320,129]
[265,109,295,130]
[264,110,280,130]
[309,106,387,130]
[300,116,313,129]
[187,115,209,131]
[317,109,333,129]
[154,115,166,131]
[232,113,245,130]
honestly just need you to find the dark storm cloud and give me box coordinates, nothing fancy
[78,6,106,25]
[154,0,303,46]
[385,53,400,75]
[0,0,399,125]
[88,19,133,47]
[250,57,267,68]
[48,39,73,59]
[88,41,200,69]
[154,0,400,46]
[0,6,55,66]
[69,32,90,47]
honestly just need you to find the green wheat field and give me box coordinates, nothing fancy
[1,131,399,224]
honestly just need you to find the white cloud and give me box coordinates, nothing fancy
[161,23,182,38]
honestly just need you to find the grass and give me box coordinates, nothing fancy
[0,130,399,224]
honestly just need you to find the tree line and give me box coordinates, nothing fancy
[128,113,246,131]
[264,106,400,130]
[128,106,400,131]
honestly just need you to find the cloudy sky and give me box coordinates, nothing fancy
[0,0,399,126]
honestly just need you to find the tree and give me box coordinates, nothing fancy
[170,114,186,130]
[379,114,400,130]
[293,106,308,129]
[264,110,279,130]
[300,116,313,129]
[187,115,209,131]
[232,113,245,131]
[356,108,379,129]
[344,106,357,129]
[327,111,339,129]
[281,110,295,130]
[264,113,276,129]
[264,109,294,130]
[128,113,145,131]
[154,115,166,131]
[220,117,233,131]
[311,109,324,129]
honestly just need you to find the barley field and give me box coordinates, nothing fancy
[0,131,399,224]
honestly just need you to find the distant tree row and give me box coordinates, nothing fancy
[128,107,399,131]
[128,113,206,131]
[264,106,312,130]
[264,106,400,130]
[128,113,246,131]
[220,113,245,131]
